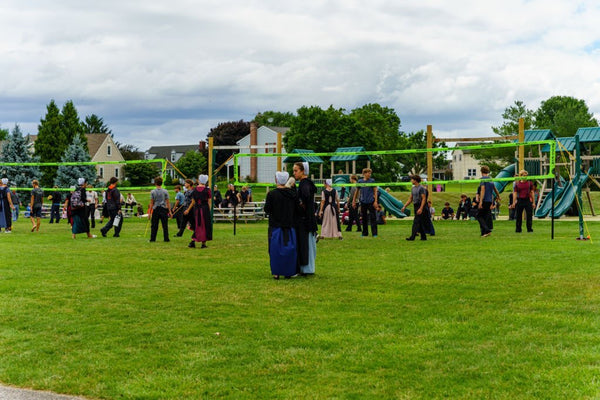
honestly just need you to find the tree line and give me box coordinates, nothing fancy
[1,95,597,187]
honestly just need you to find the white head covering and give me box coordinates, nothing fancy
[1,178,7,185]
[285,177,296,188]
[325,179,332,186]
[78,177,86,185]
[275,171,289,185]
[302,162,309,174]
[198,174,209,184]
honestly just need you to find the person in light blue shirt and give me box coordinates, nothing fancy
[352,168,379,237]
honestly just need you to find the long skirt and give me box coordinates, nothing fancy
[72,212,89,234]
[269,227,297,277]
[320,205,341,238]
[299,232,317,274]
[192,204,213,242]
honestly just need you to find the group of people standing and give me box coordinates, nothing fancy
[264,162,318,279]
[147,175,213,248]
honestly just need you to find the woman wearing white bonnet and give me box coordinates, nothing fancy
[264,171,298,279]
[292,161,318,275]
[0,177,15,233]
[198,174,209,185]
[69,177,95,239]
[185,174,212,248]
[275,171,288,185]
[318,179,342,240]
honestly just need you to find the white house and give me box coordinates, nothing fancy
[450,143,487,180]
[236,126,288,183]
[85,134,125,183]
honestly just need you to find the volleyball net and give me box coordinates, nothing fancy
[232,140,556,187]
[0,159,167,191]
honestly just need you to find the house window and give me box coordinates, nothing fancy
[115,168,119,178]
[99,167,104,178]
[453,155,456,162]
[171,150,177,162]
[107,145,112,156]
[265,142,276,153]
[459,154,462,162]
[468,168,477,177]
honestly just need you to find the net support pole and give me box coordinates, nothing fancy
[518,118,525,172]
[551,167,555,240]
[427,124,433,193]
[277,132,282,172]
[575,134,585,239]
[209,137,215,222]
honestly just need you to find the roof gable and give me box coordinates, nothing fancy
[282,149,324,163]
[146,144,199,159]
[85,134,109,157]
[576,127,600,143]
[330,147,371,161]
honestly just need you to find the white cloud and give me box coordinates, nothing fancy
[1,0,600,149]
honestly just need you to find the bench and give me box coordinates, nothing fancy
[213,202,266,223]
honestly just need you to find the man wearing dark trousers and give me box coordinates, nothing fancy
[345,175,361,232]
[149,176,171,242]
[402,175,428,241]
[477,165,500,237]
[49,186,62,223]
[352,168,378,237]
[100,177,123,238]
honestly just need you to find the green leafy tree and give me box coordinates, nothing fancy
[254,111,296,127]
[0,125,41,188]
[473,100,535,174]
[285,105,367,152]
[83,114,112,136]
[54,135,96,187]
[492,101,535,137]
[207,120,250,172]
[124,162,158,186]
[175,151,207,179]
[0,126,8,141]
[349,104,403,182]
[534,95,598,137]
[116,142,143,160]
[397,130,447,176]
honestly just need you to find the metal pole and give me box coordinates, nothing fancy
[551,168,555,240]
[575,134,585,239]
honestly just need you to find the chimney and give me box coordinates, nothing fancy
[199,140,206,151]
[250,121,258,181]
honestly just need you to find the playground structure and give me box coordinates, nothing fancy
[425,121,600,221]
[215,120,560,221]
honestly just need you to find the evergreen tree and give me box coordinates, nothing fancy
[83,114,112,136]
[0,125,41,188]
[61,100,87,149]
[0,126,8,141]
[54,135,96,187]
[35,100,66,186]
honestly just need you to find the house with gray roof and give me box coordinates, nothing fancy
[145,143,202,179]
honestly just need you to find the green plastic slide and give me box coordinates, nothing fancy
[534,178,567,218]
[493,164,517,194]
[377,188,408,218]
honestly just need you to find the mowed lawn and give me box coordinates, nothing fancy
[1,216,600,399]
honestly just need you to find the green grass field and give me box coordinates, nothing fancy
[1,215,600,399]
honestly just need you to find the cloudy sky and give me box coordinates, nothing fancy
[1,0,600,150]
